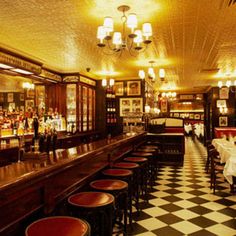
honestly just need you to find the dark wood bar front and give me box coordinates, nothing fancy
[0,132,145,236]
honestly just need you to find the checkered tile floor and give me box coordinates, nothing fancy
[127,137,236,236]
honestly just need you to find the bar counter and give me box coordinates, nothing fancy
[0,132,145,236]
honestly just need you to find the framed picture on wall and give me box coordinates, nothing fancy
[20,93,25,101]
[219,87,229,99]
[25,99,34,111]
[114,82,124,96]
[127,81,141,96]
[219,116,228,127]
[7,93,14,102]
[120,98,143,116]
[194,114,200,120]
[216,99,226,108]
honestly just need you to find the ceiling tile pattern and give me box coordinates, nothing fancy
[0,0,236,92]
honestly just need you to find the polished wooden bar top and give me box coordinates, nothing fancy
[0,132,145,191]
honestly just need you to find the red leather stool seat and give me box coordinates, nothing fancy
[90,179,128,191]
[140,145,158,149]
[137,148,156,152]
[113,162,139,169]
[25,216,90,236]
[102,168,132,177]
[124,157,147,163]
[131,152,153,157]
[68,191,114,208]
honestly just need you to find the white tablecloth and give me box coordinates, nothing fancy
[212,138,236,184]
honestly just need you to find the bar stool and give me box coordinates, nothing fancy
[112,162,140,213]
[25,216,90,236]
[102,168,133,226]
[123,157,149,200]
[130,151,156,188]
[68,191,114,236]
[90,179,128,235]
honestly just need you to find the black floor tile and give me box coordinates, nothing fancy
[187,196,209,204]
[214,198,236,206]
[162,195,183,202]
[222,219,236,229]
[152,226,183,236]
[188,205,213,215]
[164,188,182,194]
[218,207,236,218]
[157,213,183,225]
[187,190,207,196]
[188,229,217,236]
[189,216,217,228]
[159,203,183,212]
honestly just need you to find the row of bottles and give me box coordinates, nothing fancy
[105,86,117,125]
[106,113,117,124]
[105,87,115,98]
[106,101,116,112]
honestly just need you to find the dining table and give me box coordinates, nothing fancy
[212,138,236,185]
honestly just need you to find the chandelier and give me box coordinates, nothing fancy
[138,61,165,81]
[96,5,153,56]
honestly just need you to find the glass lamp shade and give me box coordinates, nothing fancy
[113,32,122,46]
[133,30,143,43]
[148,67,154,77]
[109,78,115,86]
[172,92,177,97]
[127,13,137,29]
[226,80,231,87]
[103,17,114,33]
[102,79,107,87]
[218,81,223,88]
[97,26,106,39]
[139,70,145,79]
[142,23,152,37]
[162,92,166,97]
[159,68,165,78]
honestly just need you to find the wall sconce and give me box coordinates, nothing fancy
[102,78,115,87]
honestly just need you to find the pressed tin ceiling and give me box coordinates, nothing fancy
[0,0,236,93]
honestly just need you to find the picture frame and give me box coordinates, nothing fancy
[160,99,168,113]
[7,93,14,102]
[20,93,25,101]
[26,89,35,98]
[127,81,141,96]
[114,82,124,96]
[120,98,143,116]
[216,99,226,108]
[219,87,229,99]
[219,116,228,127]
[194,114,200,120]
[25,99,34,111]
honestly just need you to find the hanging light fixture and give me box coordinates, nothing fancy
[97,5,153,56]
[138,61,165,82]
